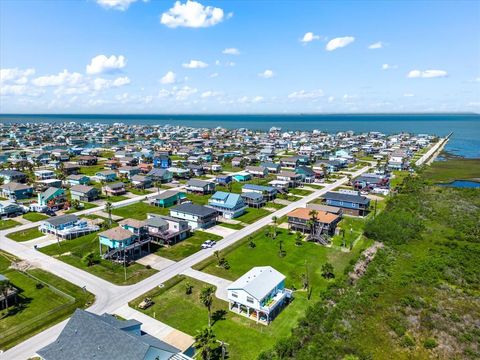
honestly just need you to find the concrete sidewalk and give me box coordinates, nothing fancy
[181,268,232,302]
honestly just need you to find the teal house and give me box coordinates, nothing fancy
[150,190,187,208]
[67,175,90,186]
[99,227,135,250]
[38,187,66,207]
[233,172,252,182]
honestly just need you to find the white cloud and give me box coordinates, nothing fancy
[209,72,219,78]
[86,55,127,75]
[288,89,324,99]
[252,96,264,103]
[160,71,177,84]
[368,41,383,49]
[96,0,146,11]
[403,93,415,97]
[201,90,222,98]
[300,32,320,43]
[32,70,84,87]
[328,96,335,103]
[325,36,355,51]
[1,68,35,85]
[160,0,230,28]
[407,69,448,78]
[182,60,208,69]
[258,69,275,79]
[112,76,131,87]
[158,86,198,100]
[222,48,240,55]
[382,64,398,70]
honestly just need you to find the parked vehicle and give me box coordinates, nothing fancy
[138,297,154,310]
[201,240,217,249]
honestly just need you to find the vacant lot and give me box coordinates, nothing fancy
[111,202,169,220]
[22,213,49,222]
[0,219,20,230]
[6,227,44,242]
[153,231,222,261]
[0,251,94,350]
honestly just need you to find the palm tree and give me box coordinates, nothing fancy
[105,201,113,226]
[308,209,318,236]
[200,286,215,327]
[271,216,278,238]
[0,279,14,310]
[155,180,162,195]
[295,231,303,246]
[321,164,328,181]
[194,327,217,360]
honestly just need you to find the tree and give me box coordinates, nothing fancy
[155,180,162,195]
[200,286,215,327]
[82,252,99,267]
[295,231,303,246]
[308,209,318,236]
[185,281,193,295]
[105,201,113,226]
[278,240,286,257]
[194,327,217,360]
[321,262,335,279]
[0,279,12,310]
[248,236,256,248]
[271,216,278,238]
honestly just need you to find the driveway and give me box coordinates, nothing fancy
[136,254,176,271]
[204,225,236,237]
[181,268,232,302]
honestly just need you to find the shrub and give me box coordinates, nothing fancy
[400,334,415,348]
[35,283,44,289]
[423,338,438,349]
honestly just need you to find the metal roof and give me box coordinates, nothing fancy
[44,214,79,227]
[322,191,370,205]
[171,203,217,217]
[228,266,285,301]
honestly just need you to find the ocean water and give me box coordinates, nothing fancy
[1,113,479,158]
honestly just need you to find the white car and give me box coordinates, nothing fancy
[201,240,217,249]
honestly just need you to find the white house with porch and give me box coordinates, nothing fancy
[227,266,292,325]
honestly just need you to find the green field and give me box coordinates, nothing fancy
[186,192,210,205]
[78,164,105,176]
[0,219,20,230]
[6,227,44,242]
[195,227,371,297]
[105,195,129,202]
[154,231,222,261]
[217,222,244,230]
[235,207,271,224]
[262,162,480,359]
[288,188,313,196]
[39,232,157,285]
[423,157,480,183]
[0,251,94,350]
[111,202,169,220]
[65,202,98,214]
[22,212,49,222]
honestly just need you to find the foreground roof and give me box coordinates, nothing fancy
[37,309,180,360]
[228,266,285,300]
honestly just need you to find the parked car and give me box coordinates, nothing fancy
[201,240,217,249]
[45,209,57,216]
[138,297,154,310]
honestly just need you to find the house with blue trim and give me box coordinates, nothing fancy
[242,184,277,201]
[146,168,173,183]
[295,166,316,183]
[207,191,246,219]
[232,172,251,182]
[1,182,34,200]
[67,175,90,186]
[150,190,187,208]
[95,170,117,182]
[260,162,281,173]
[322,191,370,216]
[0,170,27,184]
[153,154,171,169]
[215,175,232,186]
[38,187,67,208]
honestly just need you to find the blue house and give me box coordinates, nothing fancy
[232,172,252,182]
[67,174,90,186]
[99,226,136,250]
[322,191,370,216]
[242,184,277,201]
[150,190,187,208]
[153,154,171,169]
[38,187,67,208]
[215,175,232,185]
[95,170,117,182]
[207,191,246,219]
[1,182,34,200]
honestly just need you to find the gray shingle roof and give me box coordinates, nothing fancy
[37,309,180,360]
[322,191,370,205]
[171,203,217,217]
[44,214,79,227]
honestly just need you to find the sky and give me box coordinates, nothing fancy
[0,0,479,114]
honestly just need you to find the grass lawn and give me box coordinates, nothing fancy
[390,170,411,189]
[0,219,21,230]
[288,188,313,196]
[128,188,150,196]
[0,251,94,350]
[218,222,244,230]
[195,227,372,297]
[39,232,157,285]
[111,202,170,220]
[153,231,222,261]
[186,192,210,205]
[22,213,49,222]
[235,207,271,224]
[265,201,286,210]
[6,227,44,242]
[130,275,309,360]
[106,195,129,203]
[65,202,98,214]
[78,164,105,176]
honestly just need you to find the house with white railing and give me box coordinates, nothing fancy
[227,266,292,325]
[39,214,99,240]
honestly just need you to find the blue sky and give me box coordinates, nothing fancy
[0,0,479,113]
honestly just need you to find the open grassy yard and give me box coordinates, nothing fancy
[390,170,411,189]
[288,188,313,196]
[218,222,244,230]
[195,227,372,298]
[105,195,129,202]
[153,231,222,261]
[129,275,310,360]
[65,202,98,214]
[186,192,210,205]
[78,164,105,176]
[39,232,157,285]
[0,251,94,350]
[22,212,49,222]
[6,227,44,242]
[0,219,21,230]
[111,202,169,220]
[235,207,271,224]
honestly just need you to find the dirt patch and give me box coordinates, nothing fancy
[349,241,384,283]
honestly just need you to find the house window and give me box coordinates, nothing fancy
[231,292,238,298]
[246,296,254,303]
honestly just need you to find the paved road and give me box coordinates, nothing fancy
[415,136,450,167]
[1,166,375,359]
